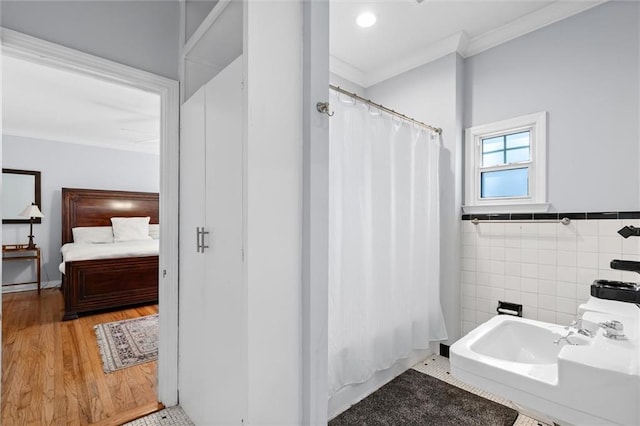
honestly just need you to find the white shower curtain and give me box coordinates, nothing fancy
[328,91,448,396]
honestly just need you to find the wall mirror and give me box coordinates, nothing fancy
[2,169,42,224]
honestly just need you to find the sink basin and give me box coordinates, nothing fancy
[451,306,640,426]
[470,319,589,365]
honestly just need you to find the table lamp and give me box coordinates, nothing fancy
[19,203,44,249]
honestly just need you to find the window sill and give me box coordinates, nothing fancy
[462,203,550,215]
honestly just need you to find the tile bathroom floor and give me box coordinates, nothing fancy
[413,355,549,426]
[127,355,546,426]
[124,406,195,426]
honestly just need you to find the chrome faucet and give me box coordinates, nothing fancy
[599,320,626,340]
[566,318,595,338]
[554,330,578,345]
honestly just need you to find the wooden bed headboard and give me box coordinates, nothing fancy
[61,188,159,245]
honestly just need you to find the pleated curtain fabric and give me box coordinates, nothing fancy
[328,91,448,396]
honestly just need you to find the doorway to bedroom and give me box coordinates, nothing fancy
[1,30,179,425]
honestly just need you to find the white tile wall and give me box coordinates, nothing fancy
[460,219,640,335]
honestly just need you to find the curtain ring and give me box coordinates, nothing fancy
[368,105,380,116]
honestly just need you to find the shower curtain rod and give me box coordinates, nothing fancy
[329,84,443,135]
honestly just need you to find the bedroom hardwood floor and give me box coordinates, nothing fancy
[2,289,159,426]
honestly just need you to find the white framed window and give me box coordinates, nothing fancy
[463,112,548,213]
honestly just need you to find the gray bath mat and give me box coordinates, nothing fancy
[329,369,518,426]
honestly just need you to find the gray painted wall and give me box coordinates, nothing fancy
[1,1,180,80]
[464,1,639,212]
[2,135,159,288]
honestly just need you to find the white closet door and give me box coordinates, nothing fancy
[179,57,246,425]
[202,55,246,424]
[177,87,208,417]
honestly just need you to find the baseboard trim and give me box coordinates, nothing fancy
[2,280,61,294]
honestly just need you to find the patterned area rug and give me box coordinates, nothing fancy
[330,368,519,426]
[94,314,158,373]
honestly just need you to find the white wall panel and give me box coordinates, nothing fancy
[244,1,304,423]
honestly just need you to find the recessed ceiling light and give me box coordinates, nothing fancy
[356,12,377,28]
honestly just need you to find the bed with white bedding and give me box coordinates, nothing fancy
[60,188,159,321]
[59,240,159,273]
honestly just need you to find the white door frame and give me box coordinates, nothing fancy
[301,0,330,424]
[0,28,180,406]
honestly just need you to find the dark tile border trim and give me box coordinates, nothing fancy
[586,212,619,220]
[510,213,533,220]
[461,211,640,221]
[533,213,559,220]
[619,212,640,219]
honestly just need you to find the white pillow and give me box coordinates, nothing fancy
[149,224,160,240]
[72,226,114,244]
[110,217,152,242]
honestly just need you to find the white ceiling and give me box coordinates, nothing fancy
[2,0,606,152]
[2,55,161,154]
[331,0,607,87]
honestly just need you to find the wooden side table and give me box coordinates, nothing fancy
[2,244,41,293]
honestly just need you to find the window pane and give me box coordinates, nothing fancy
[482,136,504,153]
[506,131,530,148]
[506,147,530,163]
[482,151,504,167]
[481,168,529,198]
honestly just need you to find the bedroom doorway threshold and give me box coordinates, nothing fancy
[89,402,166,426]
[0,28,180,408]
[122,406,194,426]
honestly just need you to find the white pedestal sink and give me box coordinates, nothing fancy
[450,298,640,426]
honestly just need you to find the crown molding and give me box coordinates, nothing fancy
[362,31,468,88]
[1,27,173,92]
[2,129,160,155]
[464,0,608,57]
[331,0,609,88]
[329,55,366,87]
